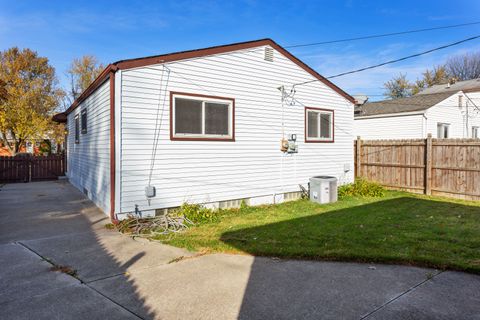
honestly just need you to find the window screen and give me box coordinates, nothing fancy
[172,94,233,140]
[81,109,87,134]
[307,111,319,138]
[437,123,450,138]
[205,102,229,135]
[175,98,202,134]
[306,108,333,142]
[320,113,331,138]
[74,115,80,143]
[472,127,479,139]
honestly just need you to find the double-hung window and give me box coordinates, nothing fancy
[74,115,80,144]
[437,123,450,138]
[81,109,87,134]
[473,126,479,139]
[305,107,334,142]
[171,92,234,141]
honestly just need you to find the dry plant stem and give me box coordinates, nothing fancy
[117,213,194,238]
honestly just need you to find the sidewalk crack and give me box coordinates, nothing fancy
[360,270,445,319]
[16,241,144,320]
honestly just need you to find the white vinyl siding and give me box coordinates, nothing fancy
[355,91,480,139]
[117,45,354,213]
[66,80,110,213]
[354,114,424,140]
[425,92,480,138]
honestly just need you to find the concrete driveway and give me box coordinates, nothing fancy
[1,181,479,319]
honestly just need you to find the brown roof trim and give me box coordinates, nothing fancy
[58,38,354,118]
[463,87,480,93]
[266,41,354,104]
[52,112,67,123]
[61,64,116,115]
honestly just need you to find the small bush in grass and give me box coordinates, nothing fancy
[176,203,218,223]
[104,223,115,230]
[338,178,385,198]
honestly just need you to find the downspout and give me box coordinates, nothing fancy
[466,100,469,138]
[109,65,119,224]
[422,112,428,138]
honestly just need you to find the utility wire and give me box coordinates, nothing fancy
[327,35,480,79]
[286,21,480,48]
[293,35,480,87]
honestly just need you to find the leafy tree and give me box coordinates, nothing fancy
[383,51,480,99]
[383,73,412,99]
[0,79,7,103]
[411,66,449,95]
[445,52,480,81]
[0,47,63,155]
[67,55,104,101]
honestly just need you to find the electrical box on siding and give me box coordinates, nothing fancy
[145,185,156,198]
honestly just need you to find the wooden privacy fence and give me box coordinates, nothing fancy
[0,154,66,183]
[355,134,480,200]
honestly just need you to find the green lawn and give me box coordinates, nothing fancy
[155,191,480,273]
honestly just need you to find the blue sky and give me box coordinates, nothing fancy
[1,0,480,99]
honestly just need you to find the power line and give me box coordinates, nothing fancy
[285,21,480,48]
[328,35,480,79]
[292,35,480,87]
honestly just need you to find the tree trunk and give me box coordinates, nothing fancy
[14,138,25,155]
[1,130,14,155]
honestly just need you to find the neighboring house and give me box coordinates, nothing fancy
[0,131,62,156]
[354,90,480,140]
[53,39,355,219]
[417,78,480,95]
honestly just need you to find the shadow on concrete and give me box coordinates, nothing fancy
[220,196,480,319]
[0,181,157,319]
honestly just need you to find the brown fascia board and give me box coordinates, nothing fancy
[52,112,67,123]
[463,87,480,93]
[57,38,354,119]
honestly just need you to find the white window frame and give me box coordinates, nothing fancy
[437,122,450,139]
[171,92,234,141]
[472,126,479,139]
[305,107,334,143]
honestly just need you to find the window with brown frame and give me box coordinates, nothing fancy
[305,107,334,142]
[81,109,87,134]
[171,92,234,141]
[74,115,80,144]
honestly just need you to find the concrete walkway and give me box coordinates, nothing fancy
[1,181,479,319]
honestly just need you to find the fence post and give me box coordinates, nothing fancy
[425,133,432,195]
[356,136,362,178]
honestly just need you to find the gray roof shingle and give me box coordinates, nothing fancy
[417,78,480,95]
[355,92,454,117]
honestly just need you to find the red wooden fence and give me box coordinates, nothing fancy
[0,154,65,183]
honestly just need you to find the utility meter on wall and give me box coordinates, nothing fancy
[281,133,298,153]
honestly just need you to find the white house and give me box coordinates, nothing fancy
[54,39,355,220]
[354,88,480,140]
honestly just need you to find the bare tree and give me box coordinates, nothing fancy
[446,52,480,81]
